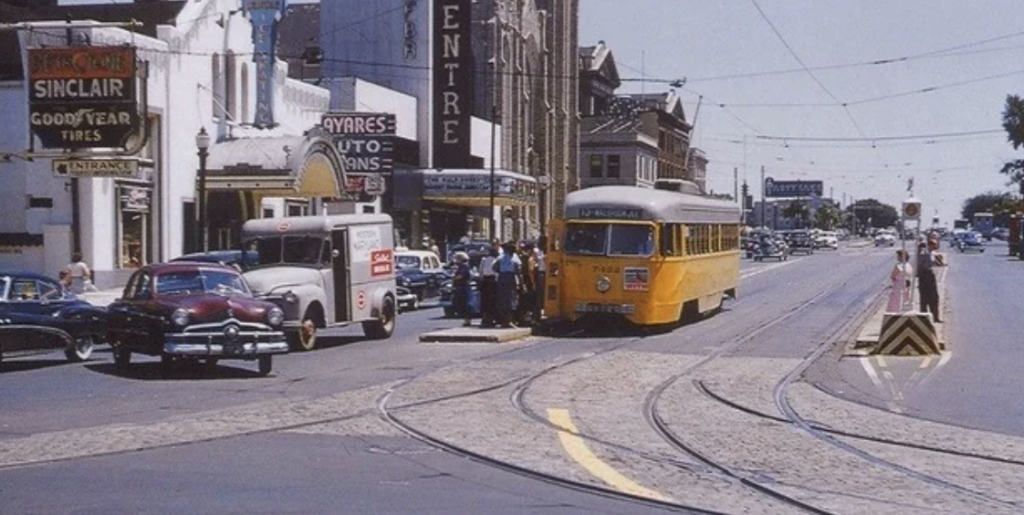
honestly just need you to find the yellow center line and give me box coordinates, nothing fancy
[546,408,671,502]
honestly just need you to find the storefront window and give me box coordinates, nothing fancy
[118,185,152,269]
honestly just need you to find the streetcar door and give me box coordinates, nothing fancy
[544,219,565,320]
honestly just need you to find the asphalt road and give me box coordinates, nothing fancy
[5,241,1022,514]
[816,240,1024,437]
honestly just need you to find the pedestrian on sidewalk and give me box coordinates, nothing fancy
[479,244,499,327]
[916,240,943,323]
[452,252,473,327]
[494,242,521,328]
[531,238,547,323]
[63,252,98,294]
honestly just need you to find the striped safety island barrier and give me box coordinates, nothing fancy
[872,312,941,356]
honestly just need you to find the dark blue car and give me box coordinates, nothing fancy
[0,271,108,365]
[957,232,985,253]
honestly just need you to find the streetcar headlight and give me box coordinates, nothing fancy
[267,307,284,326]
[595,276,611,293]
[171,308,189,327]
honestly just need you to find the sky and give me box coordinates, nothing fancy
[55,0,1024,225]
[580,0,1024,225]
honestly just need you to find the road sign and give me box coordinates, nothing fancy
[902,198,921,220]
[53,159,139,178]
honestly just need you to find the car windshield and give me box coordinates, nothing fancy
[250,236,328,267]
[155,270,250,296]
[395,255,421,270]
[565,223,609,255]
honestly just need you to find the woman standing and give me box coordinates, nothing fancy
[452,252,473,327]
[63,252,98,294]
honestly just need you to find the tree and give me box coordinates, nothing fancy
[962,191,1016,226]
[1000,95,1024,196]
[782,200,810,228]
[846,199,898,230]
[815,205,841,230]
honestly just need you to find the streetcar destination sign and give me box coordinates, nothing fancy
[27,46,139,150]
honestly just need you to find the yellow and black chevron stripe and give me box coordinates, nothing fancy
[873,313,941,356]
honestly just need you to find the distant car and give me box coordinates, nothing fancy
[0,272,108,365]
[784,230,815,255]
[172,250,260,271]
[753,239,788,261]
[396,286,419,312]
[394,251,447,300]
[991,228,1010,241]
[106,263,289,376]
[874,232,896,247]
[817,231,839,250]
[957,232,985,253]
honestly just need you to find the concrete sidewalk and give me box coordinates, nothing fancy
[851,264,948,354]
[419,325,533,344]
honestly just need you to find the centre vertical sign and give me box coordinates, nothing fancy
[432,0,472,168]
[243,0,284,128]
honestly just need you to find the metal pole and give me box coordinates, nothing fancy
[488,18,499,241]
[197,148,209,252]
[760,165,766,229]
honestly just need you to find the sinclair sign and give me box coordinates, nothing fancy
[27,46,139,150]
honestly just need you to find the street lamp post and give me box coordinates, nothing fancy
[195,127,211,253]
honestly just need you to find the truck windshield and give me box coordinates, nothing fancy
[250,236,328,267]
[564,223,655,257]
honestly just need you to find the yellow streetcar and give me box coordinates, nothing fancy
[544,186,741,327]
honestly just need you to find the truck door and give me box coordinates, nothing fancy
[543,219,565,320]
[331,229,350,323]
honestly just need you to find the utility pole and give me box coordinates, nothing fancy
[760,165,766,229]
[733,167,738,203]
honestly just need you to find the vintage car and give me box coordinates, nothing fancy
[106,263,288,376]
[396,286,419,312]
[874,231,897,247]
[394,250,446,300]
[0,271,107,364]
[815,231,839,250]
[241,214,398,351]
[753,238,789,261]
[784,230,815,255]
[171,250,260,270]
[957,231,985,253]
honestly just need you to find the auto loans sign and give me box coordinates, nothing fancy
[322,113,395,175]
[28,46,138,149]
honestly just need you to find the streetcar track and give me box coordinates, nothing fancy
[696,380,1024,468]
[772,307,1021,510]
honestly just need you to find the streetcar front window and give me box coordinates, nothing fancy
[609,224,655,257]
[565,223,608,255]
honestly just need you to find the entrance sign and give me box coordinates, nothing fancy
[321,113,395,175]
[764,177,823,198]
[432,0,472,168]
[53,159,139,178]
[28,46,138,149]
[243,0,285,128]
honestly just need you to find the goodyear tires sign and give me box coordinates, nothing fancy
[27,46,139,150]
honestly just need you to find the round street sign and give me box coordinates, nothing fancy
[902,198,921,220]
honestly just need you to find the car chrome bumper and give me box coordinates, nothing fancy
[164,332,288,357]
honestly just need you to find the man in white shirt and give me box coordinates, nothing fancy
[479,243,500,327]
[495,242,522,327]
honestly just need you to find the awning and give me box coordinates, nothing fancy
[205,128,346,199]
[420,168,538,207]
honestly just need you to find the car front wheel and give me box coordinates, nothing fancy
[363,297,396,340]
[65,335,95,362]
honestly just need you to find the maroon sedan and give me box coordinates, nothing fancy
[107,262,288,376]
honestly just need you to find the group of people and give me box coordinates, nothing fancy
[450,239,546,329]
[889,235,945,322]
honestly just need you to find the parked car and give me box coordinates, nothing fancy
[439,274,481,318]
[957,231,985,253]
[0,271,107,364]
[991,227,1010,241]
[395,250,447,300]
[396,286,419,312]
[171,250,260,271]
[106,263,289,376]
[784,230,815,255]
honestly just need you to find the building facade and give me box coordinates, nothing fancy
[319,0,578,248]
[0,0,339,286]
